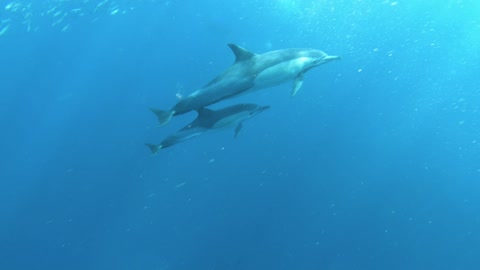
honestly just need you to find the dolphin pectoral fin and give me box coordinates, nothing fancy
[234,122,243,138]
[292,74,304,96]
[150,108,174,126]
[145,143,163,155]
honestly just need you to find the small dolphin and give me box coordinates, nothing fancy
[145,103,270,154]
[151,43,340,126]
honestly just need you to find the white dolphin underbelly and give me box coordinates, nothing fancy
[252,57,310,89]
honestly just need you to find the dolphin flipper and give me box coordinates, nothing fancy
[145,143,163,155]
[150,108,174,126]
[292,74,304,96]
[234,122,243,138]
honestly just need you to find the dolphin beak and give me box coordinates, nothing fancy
[260,105,271,112]
[255,105,270,114]
[324,55,341,62]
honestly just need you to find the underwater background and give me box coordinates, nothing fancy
[1,0,480,269]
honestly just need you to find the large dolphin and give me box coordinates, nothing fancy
[146,103,270,154]
[151,43,340,126]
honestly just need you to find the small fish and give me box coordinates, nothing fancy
[61,24,70,32]
[4,2,19,11]
[174,182,186,189]
[0,25,10,36]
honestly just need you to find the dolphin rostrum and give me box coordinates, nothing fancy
[146,103,270,154]
[151,44,340,126]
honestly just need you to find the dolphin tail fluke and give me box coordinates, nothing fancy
[145,143,163,155]
[150,108,174,126]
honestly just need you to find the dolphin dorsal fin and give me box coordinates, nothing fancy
[228,44,256,63]
[194,107,217,127]
[196,107,215,118]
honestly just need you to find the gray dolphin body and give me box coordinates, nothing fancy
[151,43,340,126]
[146,103,270,154]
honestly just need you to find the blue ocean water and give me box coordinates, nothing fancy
[1,0,479,269]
